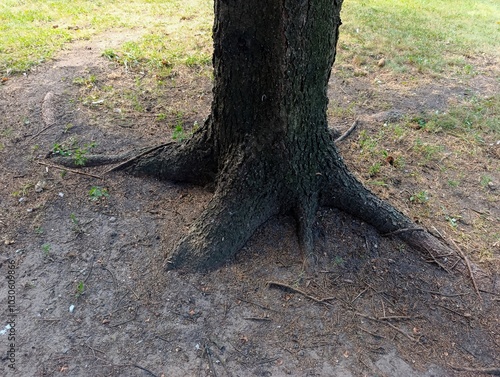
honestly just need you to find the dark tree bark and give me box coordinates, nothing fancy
[54,0,462,272]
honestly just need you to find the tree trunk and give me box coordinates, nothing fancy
[55,0,462,272]
[165,0,347,269]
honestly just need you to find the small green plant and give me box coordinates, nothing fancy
[52,143,71,157]
[410,190,429,204]
[76,281,85,297]
[0,127,14,138]
[358,130,377,152]
[102,49,119,60]
[480,175,492,188]
[333,256,345,266]
[41,243,51,256]
[73,74,97,87]
[172,124,186,141]
[447,180,459,188]
[52,141,96,166]
[63,123,74,133]
[73,142,96,166]
[368,162,382,177]
[35,227,44,235]
[413,139,443,161]
[412,116,427,129]
[89,186,109,201]
[445,215,460,228]
[69,213,84,233]
[12,183,33,197]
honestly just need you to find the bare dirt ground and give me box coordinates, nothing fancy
[1,31,499,377]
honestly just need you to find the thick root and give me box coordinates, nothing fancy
[47,127,217,185]
[295,195,320,273]
[165,153,281,271]
[320,158,464,272]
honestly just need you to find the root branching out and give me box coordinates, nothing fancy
[47,127,464,274]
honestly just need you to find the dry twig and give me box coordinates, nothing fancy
[355,312,418,342]
[36,160,103,179]
[267,280,334,307]
[244,316,272,322]
[448,237,482,301]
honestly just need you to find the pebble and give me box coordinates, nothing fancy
[35,180,46,193]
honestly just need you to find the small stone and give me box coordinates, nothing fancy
[109,216,117,222]
[377,58,386,67]
[35,180,46,193]
[69,305,75,313]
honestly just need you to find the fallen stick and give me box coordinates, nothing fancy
[36,161,104,179]
[267,280,334,307]
[354,312,419,342]
[448,237,482,301]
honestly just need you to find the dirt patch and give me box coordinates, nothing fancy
[1,30,499,376]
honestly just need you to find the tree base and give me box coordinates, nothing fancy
[48,127,465,274]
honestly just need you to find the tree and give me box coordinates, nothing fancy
[54,0,459,272]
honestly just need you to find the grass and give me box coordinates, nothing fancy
[2,1,499,77]
[338,0,500,75]
[0,0,212,74]
[420,95,500,136]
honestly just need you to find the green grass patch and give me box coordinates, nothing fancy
[3,1,498,77]
[0,0,212,74]
[338,0,500,74]
[422,95,499,135]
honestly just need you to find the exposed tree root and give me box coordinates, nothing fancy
[47,128,467,275]
[397,230,463,273]
[47,126,217,185]
[164,151,280,271]
[334,119,359,143]
[295,194,320,272]
[112,128,217,185]
[449,366,500,376]
[320,152,465,273]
